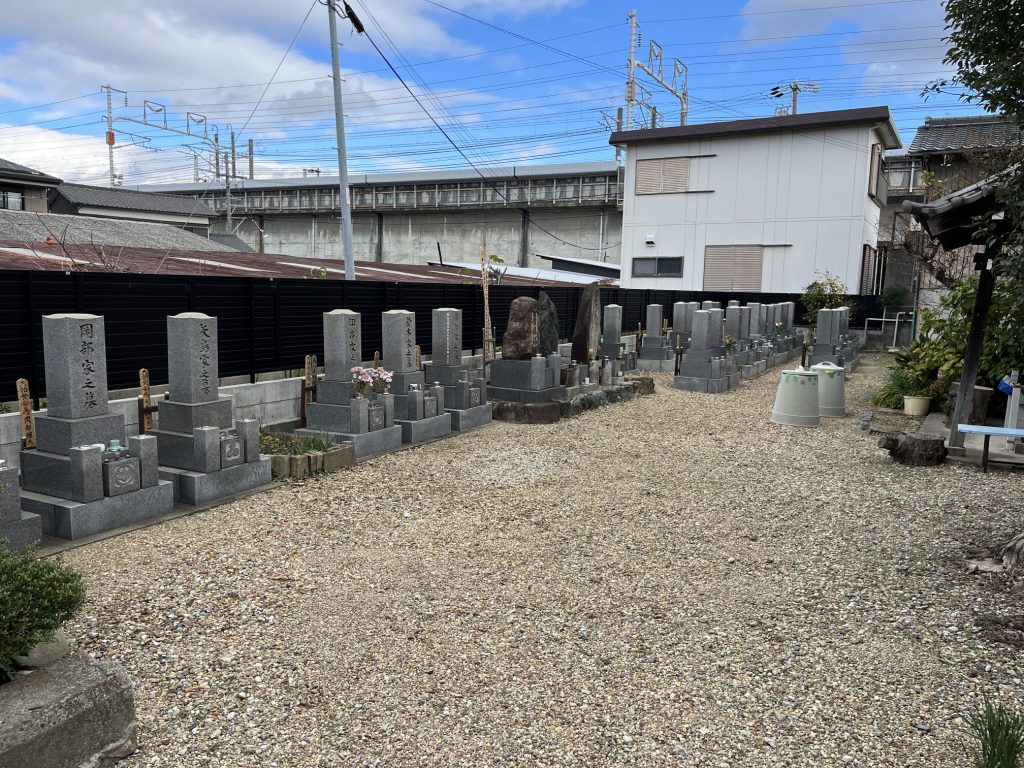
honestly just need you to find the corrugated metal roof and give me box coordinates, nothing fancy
[0,157,62,186]
[55,183,215,216]
[610,106,901,149]
[0,210,229,251]
[132,161,619,194]
[906,115,1020,155]
[0,240,591,285]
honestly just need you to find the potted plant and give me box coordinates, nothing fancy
[903,383,933,417]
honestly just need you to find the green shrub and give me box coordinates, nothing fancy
[880,284,909,306]
[871,364,932,409]
[966,700,1024,768]
[802,270,853,325]
[0,548,85,681]
[296,433,334,453]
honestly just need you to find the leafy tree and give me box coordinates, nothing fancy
[927,0,1024,276]
[801,270,850,326]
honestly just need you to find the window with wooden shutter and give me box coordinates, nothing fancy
[868,144,881,199]
[635,157,690,194]
[703,245,764,292]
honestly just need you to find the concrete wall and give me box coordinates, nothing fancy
[620,124,886,292]
[221,207,622,269]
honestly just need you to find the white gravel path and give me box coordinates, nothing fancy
[64,354,1024,767]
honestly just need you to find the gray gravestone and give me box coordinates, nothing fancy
[646,304,664,338]
[690,310,712,350]
[324,309,361,380]
[672,302,689,335]
[502,297,540,360]
[706,308,724,348]
[382,310,417,373]
[747,303,762,335]
[168,313,219,404]
[42,314,108,419]
[537,291,560,356]
[739,306,751,339]
[602,304,622,353]
[725,306,741,341]
[431,308,462,367]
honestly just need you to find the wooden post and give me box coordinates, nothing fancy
[372,351,381,369]
[481,232,495,377]
[16,378,34,450]
[299,354,317,428]
[138,368,154,432]
[415,344,422,371]
[949,249,999,449]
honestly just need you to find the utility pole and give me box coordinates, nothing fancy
[771,80,820,115]
[625,11,688,129]
[102,85,127,188]
[248,139,254,179]
[625,10,637,131]
[225,150,233,230]
[230,131,237,179]
[328,0,356,280]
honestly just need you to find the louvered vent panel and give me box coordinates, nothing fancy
[635,160,662,194]
[702,246,734,291]
[661,157,690,192]
[731,245,764,292]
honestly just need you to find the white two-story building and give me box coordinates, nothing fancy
[610,106,901,293]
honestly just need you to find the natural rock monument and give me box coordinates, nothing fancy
[570,284,601,363]
[502,297,540,359]
[537,291,559,356]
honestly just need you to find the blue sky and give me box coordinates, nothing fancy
[0,0,975,186]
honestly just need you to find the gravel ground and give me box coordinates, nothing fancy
[64,353,1024,767]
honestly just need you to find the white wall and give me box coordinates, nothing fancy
[620,124,885,293]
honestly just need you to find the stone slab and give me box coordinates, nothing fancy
[490,358,552,390]
[305,402,356,434]
[422,363,470,387]
[635,358,676,373]
[34,412,124,456]
[23,480,174,540]
[296,424,402,459]
[487,385,568,403]
[0,511,43,551]
[323,309,361,381]
[0,652,137,768]
[157,398,233,433]
[491,401,561,424]
[398,412,452,444]
[446,403,493,432]
[316,379,355,404]
[382,309,418,374]
[707,377,731,394]
[431,308,463,367]
[673,376,709,393]
[159,457,272,506]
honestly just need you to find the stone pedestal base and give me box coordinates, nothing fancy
[447,403,493,432]
[397,413,452,444]
[487,385,568,403]
[636,357,676,373]
[296,425,402,459]
[0,652,137,768]
[159,457,272,506]
[22,481,174,541]
[1,511,43,551]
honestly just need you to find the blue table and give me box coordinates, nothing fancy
[957,424,1024,472]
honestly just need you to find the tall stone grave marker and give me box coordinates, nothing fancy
[637,303,674,371]
[380,310,451,444]
[151,314,270,505]
[20,314,172,540]
[502,297,541,360]
[602,303,623,356]
[300,310,402,458]
[490,299,565,403]
[570,283,601,363]
[423,308,491,431]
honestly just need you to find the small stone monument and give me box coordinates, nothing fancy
[0,459,40,551]
[150,313,271,506]
[673,309,735,393]
[380,310,451,444]
[537,292,560,357]
[600,304,627,382]
[490,300,566,403]
[636,304,674,372]
[19,314,172,540]
[422,308,492,431]
[297,310,402,458]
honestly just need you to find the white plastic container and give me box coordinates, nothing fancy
[811,361,847,418]
[770,369,821,427]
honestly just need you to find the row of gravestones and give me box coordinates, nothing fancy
[0,304,499,549]
[2,312,271,548]
[809,306,860,369]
